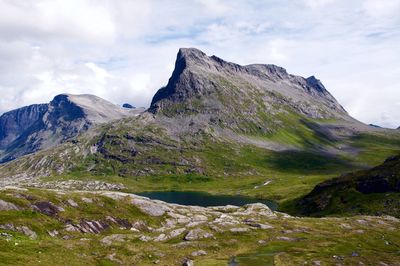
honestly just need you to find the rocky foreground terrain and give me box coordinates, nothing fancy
[0,186,399,265]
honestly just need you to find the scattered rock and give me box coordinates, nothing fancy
[0,224,37,239]
[139,235,153,242]
[351,252,360,257]
[154,233,168,242]
[356,219,368,225]
[276,236,300,242]
[65,220,109,234]
[32,201,63,216]
[245,221,273,229]
[333,255,344,260]
[47,230,59,237]
[106,252,122,264]
[81,197,93,203]
[0,199,19,211]
[170,228,186,238]
[19,226,37,239]
[67,199,79,207]
[182,258,194,266]
[191,250,207,257]
[184,229,213,241]
[106,216,131,229]
[101,234,126,246]
[229,227,250,233]
[340,223,352,229]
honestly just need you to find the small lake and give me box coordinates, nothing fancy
[137,191,278,210]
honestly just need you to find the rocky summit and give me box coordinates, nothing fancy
[0,48,400,265]
[150,48,347,120]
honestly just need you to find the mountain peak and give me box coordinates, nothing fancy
[150,48,347,118]
[178,47,207,60]
[0,93,144,163]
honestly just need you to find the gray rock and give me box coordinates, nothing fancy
[169,228,186,238]
[182,258,194,266]
[81,197,93,203]
[18,226,37,239]
[184,228,213,241]
[130,198,171,217]
[154,233,168,242]
[0,224,36,239]
[47,230,59,237]
[191,250,207,257]
[67,199,79,207]
[101,234,126,246]
[276,236,300,242]
[229,228,250,233]
[0,199,19,211]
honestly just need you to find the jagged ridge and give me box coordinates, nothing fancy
[150,48,347,120]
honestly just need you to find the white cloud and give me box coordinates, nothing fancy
[363,0,400,18]
[0,0,399,128]
[304,0,336,9]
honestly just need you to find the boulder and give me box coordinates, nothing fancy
[191,250,207,257]
[0,199,19,211]
[184,228,213,241]
[182,258,194,266]
[130,198,171,217]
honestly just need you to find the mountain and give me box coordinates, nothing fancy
[297,154,400,217]
[1,48,400,266]
[150,48,347,125]
[0,94,144,163]
[0,48,399,204]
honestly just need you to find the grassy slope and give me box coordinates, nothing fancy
[290,155,400,218]
[0,189,399,266]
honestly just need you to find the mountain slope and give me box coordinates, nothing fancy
[149,48,349,135]
[0,48,399,205]
[0,94,144,163]
[297,154,400,217]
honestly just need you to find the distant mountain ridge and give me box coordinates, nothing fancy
[0,94,144,163]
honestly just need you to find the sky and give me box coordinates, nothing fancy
[0,0,399,128]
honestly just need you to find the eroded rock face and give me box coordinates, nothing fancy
[65,219,109,234]
[149,48,347,121]
[32,201,63,217]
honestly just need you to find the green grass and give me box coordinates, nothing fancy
[0,189,399,265]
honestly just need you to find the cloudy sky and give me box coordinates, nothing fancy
[0,0,399,128]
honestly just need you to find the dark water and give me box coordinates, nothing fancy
[137,191,277,210]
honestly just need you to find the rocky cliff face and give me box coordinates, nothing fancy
[150,48,347,120]
[0,94,144,163]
